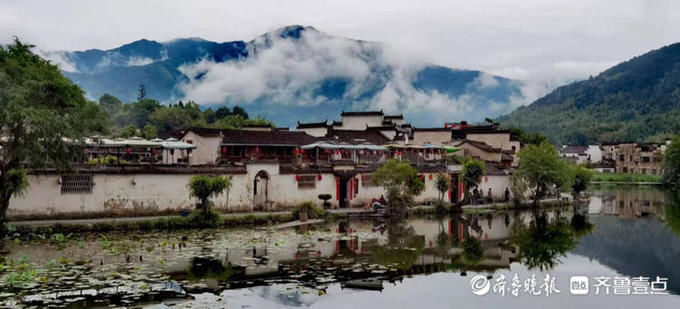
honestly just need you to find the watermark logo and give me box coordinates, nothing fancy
[470,274,669,297]
[570,276,589,295]
[470,275,491,296]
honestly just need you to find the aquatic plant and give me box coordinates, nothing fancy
[292,201,327,220]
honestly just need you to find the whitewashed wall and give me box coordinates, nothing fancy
[10,165,448,218]
[477,175,512,201]
[9,173,251,217]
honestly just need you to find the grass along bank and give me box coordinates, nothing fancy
[591,172,662,184]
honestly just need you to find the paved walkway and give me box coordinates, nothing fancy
[8,199,571,227]
[8,208,374,227]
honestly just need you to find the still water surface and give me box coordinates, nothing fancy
[2,185,680,308]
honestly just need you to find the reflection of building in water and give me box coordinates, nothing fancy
[596,189,665,218]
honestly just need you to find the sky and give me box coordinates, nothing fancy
[2,0,680,114]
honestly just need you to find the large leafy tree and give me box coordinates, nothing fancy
[0,39,107,235]
[570,165,593,199]
[513,142,572,206]
[460,159,485,205]
[663,134,680,188]
[372,159,425,214]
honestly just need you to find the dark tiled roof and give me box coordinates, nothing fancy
[456,139,502,153]
[243,124,273,128]
[183,127,228,137]
[331,120,343,126]
[221,130,319,146]
[414,127,451,132]
[485,164,509,176]
[341,111,383,117]
[384,114,404,119]
[561,145,588,155]
[297,120,329,129]
[501,153,514,161]
[323,129,391,145]
[366,124,396,131]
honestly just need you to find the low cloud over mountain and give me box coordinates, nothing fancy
[42,25,530,127]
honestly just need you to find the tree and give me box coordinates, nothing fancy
[514,142,572,206]
[150,106,195,131]
[188,175,230,211]
[137,83,146,101]
[570,165,593,199]
[663,134,680,188]
[215,106,232,119]
[232,106,249,119]
[99,93,122,114]
[461,159,485,204]
[372,159,425,214]
[142,124,159,140]
[0,39,107,237]
[434,173,450,204]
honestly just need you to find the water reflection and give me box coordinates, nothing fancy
[2,186,680,307]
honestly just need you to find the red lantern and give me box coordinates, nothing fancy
[254,146,260,153]
[317,174,322,181]
[221,146,227,154]
[151,148,155,155]
[361,174,366,181]
[296,175,301,181]
[125,147,131,154]
[444,123,448,128]
[429,174,433,180]
[295,148,300,155]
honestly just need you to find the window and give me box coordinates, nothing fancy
[619,155,625,161]
[362,174,377,187]
[61,175,94,194]
[641,168,647,174]
[623,167,628,173]
[651,169,656,175]
[297,175,316,189]
[641,156,650,163]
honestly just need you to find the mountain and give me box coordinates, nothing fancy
[43,25,526,127]
[498,43,680,145]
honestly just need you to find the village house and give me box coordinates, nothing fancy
[9,113,525,219]
[558,145,603,164]
[613,142,665,175]
[559,145,589,164]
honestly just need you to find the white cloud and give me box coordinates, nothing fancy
[127,56,155,66]
[36,50,78,72]
[177,28,513,124]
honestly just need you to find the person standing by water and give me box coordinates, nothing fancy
[487,188,493,204]
[504,187,510,203]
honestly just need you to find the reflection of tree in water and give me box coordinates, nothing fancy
[512,211,590,271]
[187,256,232,281]
[372,223,425,270]
[664,191,680,236]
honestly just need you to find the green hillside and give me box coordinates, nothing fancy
[498,42,680,145]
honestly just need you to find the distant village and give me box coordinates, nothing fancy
[558,142,667,175]
[7,110,668,219]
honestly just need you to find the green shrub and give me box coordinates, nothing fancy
[292,201,327,220]
[87,155,128,165]
[185,206,221,228]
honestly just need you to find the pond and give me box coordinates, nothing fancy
[2,185,680,308]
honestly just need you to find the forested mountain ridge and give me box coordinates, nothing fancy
[498,42,680,145]
[43,25,525,127]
